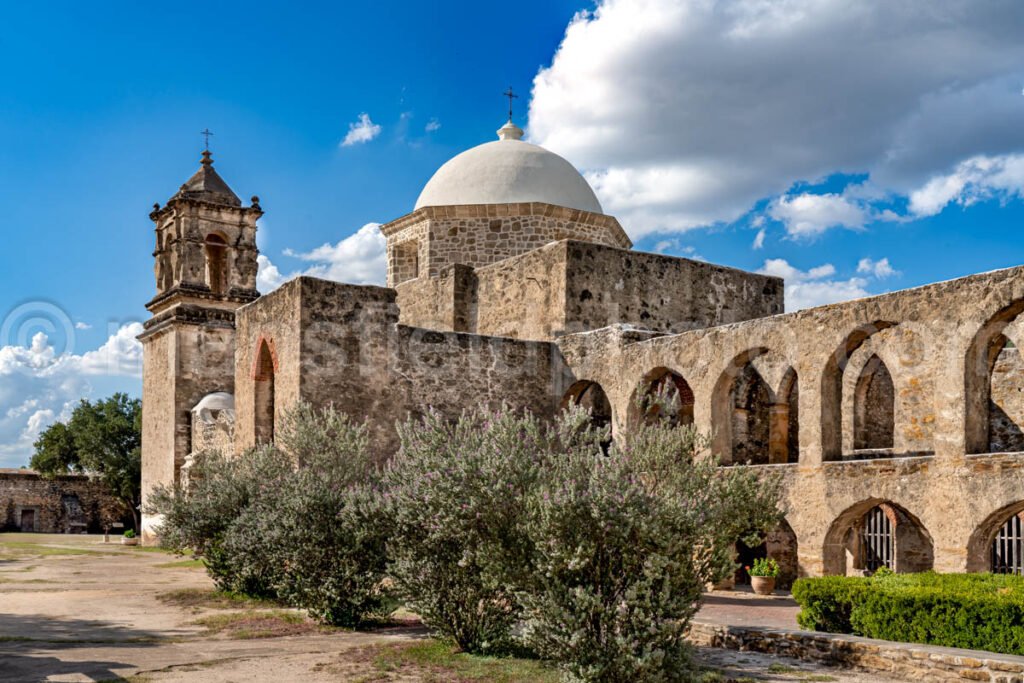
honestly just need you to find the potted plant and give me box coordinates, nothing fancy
[747,557,779,595]
[121,529,139,546]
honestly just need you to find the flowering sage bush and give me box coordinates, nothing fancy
[383,407,600,654]
[519,421,784,682]
[150,403,391,625]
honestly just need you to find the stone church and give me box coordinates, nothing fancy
[140,118,1024,584]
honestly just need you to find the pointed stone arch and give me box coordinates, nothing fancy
[853,354,895,451]
[253,337,277,444]
[965,300,1024,454]
[966,501,1024,573]
[820,321,898,461]
[628,367,695,429]
[561,379,613,449]
[822,498,933,575]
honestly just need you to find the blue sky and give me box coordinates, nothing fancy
[1,0,1023,466]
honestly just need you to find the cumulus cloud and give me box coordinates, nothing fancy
[752,228,766,250]
[758,259,870,311]
[857,257,898,279]
[768,193,869,238]
[425,119,441,132]
[528,0,1024,238]
[258,223,387,293]
[0,323,143,468]
[758,257,902,311]
[340,113,382,147]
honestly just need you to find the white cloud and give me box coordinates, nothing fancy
[74,322,91,330]
[425,119,441,132]
[340,113,382,147]
[768,193,869,238]
[908,153,1024,217]
[759,256,900,310]
[758,259,869,311]
[0,324,143,468]
[529,0,1024,238]
[752,228,766,250]
[857,257,898,278]
[259,223,387,293]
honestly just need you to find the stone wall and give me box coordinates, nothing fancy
[554,264,1024,576]
[0,470,127,533]
[687,621,1024,682]
[397,240,783,342]
[381,203,631,286]
[235,276,570,458]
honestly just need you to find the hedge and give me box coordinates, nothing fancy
[792,571,1024,655]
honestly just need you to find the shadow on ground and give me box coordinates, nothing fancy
[0,613,164,682]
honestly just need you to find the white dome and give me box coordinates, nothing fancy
[415,122,603,214]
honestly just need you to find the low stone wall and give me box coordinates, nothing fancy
[688,621,1024,682]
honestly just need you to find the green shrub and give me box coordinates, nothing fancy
[791,576,871,632]
[519,418,784,683]
[149,403,391,625]
[793,572,1024,655]
[383,406,570,654]
[123,529,136,539]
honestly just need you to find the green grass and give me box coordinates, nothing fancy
[154,558,205,569]
[768,663,799,674]
[192,610,330,639]
[370,640,560,683]
[157,587,284,610]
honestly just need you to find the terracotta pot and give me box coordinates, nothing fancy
[750,576,776,595]
[121,537,139,546]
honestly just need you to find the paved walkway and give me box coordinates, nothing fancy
[0,535,892,682]
[696,587,801,629]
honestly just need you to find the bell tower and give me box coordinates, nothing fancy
[139,149,261,543]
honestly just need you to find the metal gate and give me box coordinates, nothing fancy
[862,506,893,571]
[992,514,1024,575]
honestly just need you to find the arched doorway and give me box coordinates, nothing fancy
[965,300,1024,454]
[734,519,799,589]
[823,500,933,575]
[731,365,772,465]
[254,339,276,444]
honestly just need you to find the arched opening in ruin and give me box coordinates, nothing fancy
[204,233,229,296]
[820,321,898,461]
[561,380,613,449]
[822,499,933,575]
[778,368,800,463]
[712,349,799,465]
[965,300,1024,454]
[731,365,772,465]
[254,339,276,444]
[966,501,1024,574]
[853,354,895,451]
[628,367,695,429]
[733,519,799,589]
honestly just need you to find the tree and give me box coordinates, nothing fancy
[31,393,142,530]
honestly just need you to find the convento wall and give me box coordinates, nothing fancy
[139,118,1024,585]
[0,469,127,533]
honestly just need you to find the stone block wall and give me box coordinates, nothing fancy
[397,240,783,342]
[555,264,1024,576]
[0,470,127,533]
[234,276,570,459]
[381,203,631,286]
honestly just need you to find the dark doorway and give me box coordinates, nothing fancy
[19,509,35,532]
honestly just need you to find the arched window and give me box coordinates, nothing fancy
[731,365,771,465]
[854,355,894,450]
[823,500,933,575]
[633,368,694,428]
[992,512,1024,575]
[254,340,275,444]
[988,336,1024,453]
[205,234,229,296]
[561,380,613,450]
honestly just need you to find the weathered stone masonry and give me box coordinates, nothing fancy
[140,132,1024,578]
[0,469,126,533]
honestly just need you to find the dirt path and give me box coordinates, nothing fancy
[0,534,900,682]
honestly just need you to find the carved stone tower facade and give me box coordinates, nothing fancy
[139,151,260,542]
